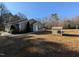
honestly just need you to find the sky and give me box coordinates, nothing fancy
[3,2,79,20]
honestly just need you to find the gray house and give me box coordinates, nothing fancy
[4,19,43,34]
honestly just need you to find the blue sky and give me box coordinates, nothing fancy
[3,2,79,20]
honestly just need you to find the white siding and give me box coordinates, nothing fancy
[33,25,38,32]
[5,24,11,32]
[19,22,26,31]
[33,22,42,32]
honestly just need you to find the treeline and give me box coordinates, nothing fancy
[41,13,62,29]
[40,11,79,29]
[41,14,79,29]
[62,17,79,29]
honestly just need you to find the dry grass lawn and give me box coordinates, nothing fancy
[0,29,79,56]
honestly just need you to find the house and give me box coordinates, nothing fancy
[4,20,29,33]
[4,19,43,34]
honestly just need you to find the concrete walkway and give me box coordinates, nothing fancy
[0,31,34,37]
[0,32,13,36]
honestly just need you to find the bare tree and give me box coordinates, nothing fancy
[17,12,28,20]
[41,13,61,29]
[0,3,10,30]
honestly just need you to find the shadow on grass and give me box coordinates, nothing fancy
[15,35,33,39]
[31,31,51,35]
[62,34,79,37]
[0,36,79,57]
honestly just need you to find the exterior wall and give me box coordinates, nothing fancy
[4,21,28,33]
[33,22,42,32]
[33,25,38,32]
[19,21,27,32]
[5,24,11,32]
[14,24,19,32]
[5,26,10,32]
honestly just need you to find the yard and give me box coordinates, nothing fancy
[0,29,79,56]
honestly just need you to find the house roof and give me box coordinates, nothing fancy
[29,19,37,25]
[4,20,28,25]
